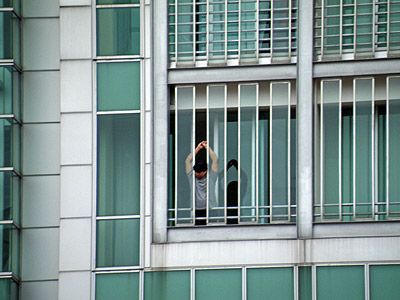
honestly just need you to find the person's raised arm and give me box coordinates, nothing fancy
[185,142,204,174]
[203,141,218,173]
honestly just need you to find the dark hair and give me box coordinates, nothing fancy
[193,161,207,172]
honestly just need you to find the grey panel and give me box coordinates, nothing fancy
[23,0,60,18]
[21,281,59,300]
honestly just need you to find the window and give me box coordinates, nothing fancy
[169,82,296,226]
[168,0,298,67]
[315,76,400,221]
[144,271,191,300]
[196,269,242,300]
[314,0,400,60]
[95,272,139,300]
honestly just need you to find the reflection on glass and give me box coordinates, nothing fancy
[239,85,257,222]
[96,219,140,267]
[176,87,194,224]
[271,83,289,221]
[322,80,340,219]
[97,7,140,56]
[355,79,373,218]
[208,86,225,223]
[97,114,141,216]
[388,77,400,218]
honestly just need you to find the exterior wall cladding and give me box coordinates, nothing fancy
[0,0,398,299]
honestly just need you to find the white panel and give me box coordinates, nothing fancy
[145,111,151,164]
[60,60,92,113]
[23,71,60,123]
[59,218,92,271]
[60,165,92,218]
[144,216,152,268]
[23,19,60,71]
[145,163,151,216]
[60,7,92,59]
[21,228,59,281]
[145,59,152,112]
[59,271,91,300]
[60,0,92,6]
[60,113,92,165]
[22,175,60,228]
[23,0,60,17]
[23,124,60,175]
[21,281,59,300]
[145,6,151,58]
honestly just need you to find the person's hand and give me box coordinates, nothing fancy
[227,159,238,169]
[202,141,207,149]
[196,142,204,152]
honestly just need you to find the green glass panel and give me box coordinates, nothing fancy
[377,107,387,220]
[355,79,373,218]
[0,119,20,171]
[0,0,12,7]
[97,7,140,56]
[316,266,365,300]
[144,271,191,300]
[0,278,10,300]
[239,85,257,222]
[370,265,400,299]
[322,81,340,219]
[96,272,139,300]
[388,77,400,218]
[96,219,140,267]
[0,66,20,117]
[97,114,140,216]
[247,267,294,300]
[12,13,20,65]
[97,0,139,3]
[0,225,19,275]
[342,108,353,221]
[258,108,269,223]
[196,269,242,300]
[0,12,12,59]
[97,62,141,111]
[299,267,312,300]
[0,171,20,224]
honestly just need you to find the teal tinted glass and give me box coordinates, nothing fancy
[299,266,312,300]
[96,219,140,267]
[0,67,16,116]
[97,7,140,56]
[195,269,242,300]
[0,171,20,223]
[96,272,139,300]
[247,267,294,300]
[97,0,139,3]
[316,266,365,300]
[97,62,141,111]
[0,12,13,59]
[370,265,400,299]
[97,114,140,216]
[144,271,191,300]
[0,119,20,171]
[0,278,10,300]
[0,225,19,274]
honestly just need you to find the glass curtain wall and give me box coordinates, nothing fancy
[168,0,298,67]
[95,1,142,299]
[0,2,20,299]
[169,82,296,226]
[315,76,400,221]
[314,0,400,60]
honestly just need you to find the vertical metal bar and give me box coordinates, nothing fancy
[193,86,196,224]
[312,265,317,300]
[242,266,247,300]
[288,0,293,60]
[238,84,242,222]
[271,0,274,58]
[371,78,375,219]
[269,83,273,221]
[353,79,357,220]
[340,0,343,57]
[193,0,196,64]
[320,81,325,221]
[339,79,343,221]
[224,84,228,223]
[191,269,195,300]
[207,85,210,224]
[256,84,259,223]
[175,87,178,225]
[321,0,325,58]
[386,76,390,218]
[287,82,291,222]
[294,266,299,300]
[365,264,370,300]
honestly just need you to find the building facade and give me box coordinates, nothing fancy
[0,0,399,299]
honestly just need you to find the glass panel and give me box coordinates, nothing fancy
[227,93,238,224]
[316,266,365,300]
[290,108,296,222]
[239,84,257,222]
[97,0,140,4]
[389,1,400,52]
[0,0,13,7]
[176,87,194,224]
[0,171,20,223]
[97,62,141,111]
[96,272,139,300]
[209,0,226,62]
[355,79,373,218]
[0,119,20,171]
[195,269,242,300]
[12,12,20,65]
[97,7,140,56]
[322,80,340,219]
[388,77,400,218]
[240,0,257,61]
[0,66,20,119]
[258,99,269,223]
[356,0,373,54]
[271,83,289,221]
[272,0,291,59]
[259,0,272,55]
[0,12,12,59]
[176,0,194,62]
[97,114,141,216]
[0,278,10,300]
[377,105,387,220]
[323,0,341,56]
[208,86,225,223]
[247,267,294,300]
[144,271,191,300]
[299,266,312,300]
[370,265,400,299]
[0,225,19,274]
[96,219,140,267]
[342,108,353,221]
